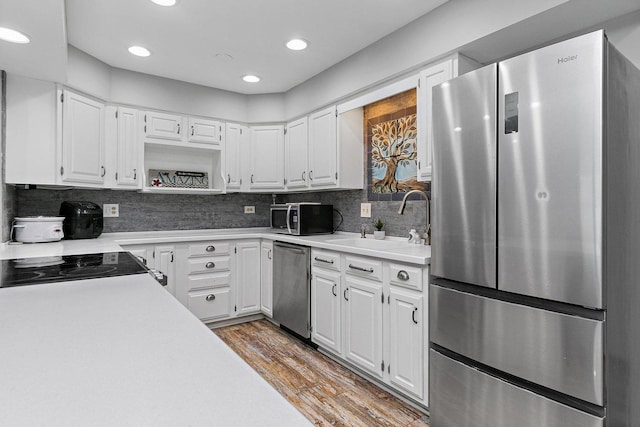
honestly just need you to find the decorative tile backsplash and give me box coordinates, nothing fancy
[12,187,428,238]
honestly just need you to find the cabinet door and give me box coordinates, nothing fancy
[236,241,261,316]
[249,125,285,190]
[61,90,105,184]
[144,111,183,140]
[388,287,424,400]
[311,268,342,354]
[417,60,453,182]
[308,106,337,187]
[116,107,140,187]
[154,245,176,296]
[260,241,273,317]
[225,123,246,190]
[343,276,384,379]
[188,117,222,145]
[285,117,308,189]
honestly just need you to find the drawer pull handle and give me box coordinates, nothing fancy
[206,245,215,252]
[349,264,374,273]
[397,270,410,281]
[412,307,418,324]
[314,256,334,264]
[206,294,216,301]
[206,262,215,269]
[343,288,349,301]
[332,284,337,297]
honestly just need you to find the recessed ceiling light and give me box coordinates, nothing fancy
[151,0,177,6]
[0,27,30,44]
[286,39,308,51]
[128,46,151,57]
[242,75,261,83]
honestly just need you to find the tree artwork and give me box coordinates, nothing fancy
[370,113,422,193]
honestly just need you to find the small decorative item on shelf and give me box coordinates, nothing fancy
[373,218,385,240]
[148,169,209,189]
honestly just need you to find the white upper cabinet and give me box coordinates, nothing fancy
[115,107,141,187]
[144,111,183,141]
[417,54,479,181]
[60,89,106,185]
[188,117,223,145]
[249,125,285,190]
[5,74,59,186]
[105,106,140,188]
[285,117,309,190]
[308,106,338,188]
[225,123,247,191]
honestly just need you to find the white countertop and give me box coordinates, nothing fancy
[0,274,311,426]
[1,228,431,265]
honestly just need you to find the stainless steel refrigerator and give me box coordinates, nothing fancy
[430,30,640,426]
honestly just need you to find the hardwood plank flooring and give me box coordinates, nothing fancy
[214,319,429,426]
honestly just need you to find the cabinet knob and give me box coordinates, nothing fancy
[133,168,137,180]
[227,174,231,184]
[332,283,337,297]
[348,264,374,273]
[206,294,216,301]
[309,170,314,180]
[100,166,106,177]
[206,245,215,252]
[268,249,272,260]
[302,171,306,181]
[176,123,181,134]
[397,270,410,281]
[343,288,349,301]
[250,174,254,184]
[191,125,195,136]
[412,307,418,324]
[205,262,215,269]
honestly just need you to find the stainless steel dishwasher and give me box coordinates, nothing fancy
[273,241,311,339]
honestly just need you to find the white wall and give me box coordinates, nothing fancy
[67,46,111,100]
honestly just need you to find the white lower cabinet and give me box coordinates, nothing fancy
[260,241,273,317]
[235,240,261,316]
[310,250,428,406]
[343,275,384,379]
[311,267,342,353]
[125,244,176,296]
[388,286,424,400]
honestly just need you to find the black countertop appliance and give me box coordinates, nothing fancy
[59,201,104,239]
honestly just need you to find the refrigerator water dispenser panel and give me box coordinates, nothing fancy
[504,92,519,133]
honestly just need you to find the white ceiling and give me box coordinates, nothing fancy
[0,0,67,83]
[65,0,448,95]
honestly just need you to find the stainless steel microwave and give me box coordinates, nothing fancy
[270,203,333,235]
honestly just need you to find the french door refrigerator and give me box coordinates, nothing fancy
[430,29,640,427]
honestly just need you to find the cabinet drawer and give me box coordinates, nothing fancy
[188,242,231,257]
[187,287,233,321]
[389,263,423,291]
[312,249,341,271]
[187,272,231,291]
[344,255,382,281]
[187,256,230,274]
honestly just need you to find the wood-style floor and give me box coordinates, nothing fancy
[214,319,429,427]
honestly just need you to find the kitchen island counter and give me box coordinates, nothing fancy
[0,273,311,426]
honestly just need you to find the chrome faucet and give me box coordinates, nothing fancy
[397,189,430,245]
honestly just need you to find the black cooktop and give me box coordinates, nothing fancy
[0,251,148,289]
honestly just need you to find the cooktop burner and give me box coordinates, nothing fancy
[0,252,148,288]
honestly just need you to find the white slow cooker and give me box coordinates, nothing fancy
[12,216,65,243]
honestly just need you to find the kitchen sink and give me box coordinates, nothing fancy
[326,237,411,250]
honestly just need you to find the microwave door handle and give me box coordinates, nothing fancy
[286,205,293,235]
